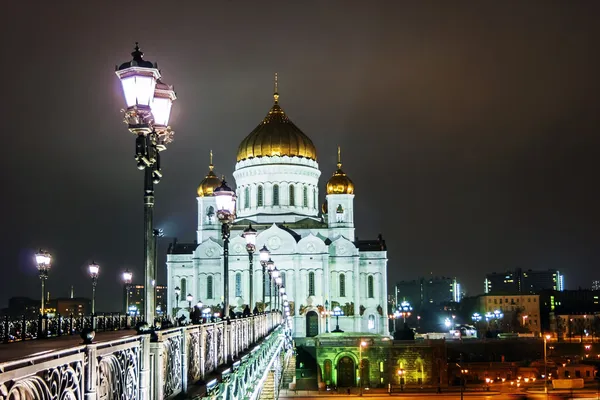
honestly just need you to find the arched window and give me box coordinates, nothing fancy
[289,185,295,206]
[339,274,346,297]
[313,188,316,209]
[303,186,308,207]
[281,271,286,288]
[308,272,315,296]
[273,184,280,206]
[368,314,375,330]
[367,275,374,298]
[257,185,264,207]
[244,187,250,209]
[180,278,187,297]
[206,206,215,224]
[235,272,242,297]
[207,276,213,299]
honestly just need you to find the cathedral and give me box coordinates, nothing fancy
[166,79,388,337]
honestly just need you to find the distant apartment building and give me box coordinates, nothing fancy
[592,281,600,291]
[124,284,167,316]
[538,289,600,332]
[484,268,564,294]
[478,293,541,335]
[395,276,461,310]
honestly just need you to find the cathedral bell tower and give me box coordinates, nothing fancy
[325,147,355,240]
[196,151,221,242]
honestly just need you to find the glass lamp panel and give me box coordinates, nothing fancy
[89,264,99,275]
[151,96,172,126]
[123,271,133,283]
[215,192,236,214]
[245,232,257,246]
[120,75,156,108]
[35,253,50,266]
[259,247,270,262]
[186,294,193,302]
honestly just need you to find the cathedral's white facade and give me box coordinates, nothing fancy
[166,85,388,337]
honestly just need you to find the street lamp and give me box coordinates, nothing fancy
[214,179,236,319]
[359,339,368,396]
[332,306,344,333]
[89,262,99,328]
[174,286,181,317]
[186,293,193,314]
[35,250,51,316]
[259,245,270,313]
[397,368,405,391]
[116,43,176,326]
[544,333,551,395]
[122,269,133,315]
[243,224,257,312]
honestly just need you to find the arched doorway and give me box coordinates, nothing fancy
[337,356,355,387]
[306,311,319,337]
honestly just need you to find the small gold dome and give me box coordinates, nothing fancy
[197,151,221,197]
[326,147,354,195]
[236,74,317,162]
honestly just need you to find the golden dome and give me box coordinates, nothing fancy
[326,147,354,195]
[197,151,221,197]
[236,73,317,162]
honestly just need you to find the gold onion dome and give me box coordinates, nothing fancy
[236,73,317,162]
[197,151,221,197]
[326,147,354,195]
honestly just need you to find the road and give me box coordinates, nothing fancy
[0,330,137,364]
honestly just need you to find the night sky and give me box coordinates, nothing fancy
[1,1,599,311]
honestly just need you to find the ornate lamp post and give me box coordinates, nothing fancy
[271,265,280,315]
[243,224,257,312]
[398,301,412,325]
[278,284,285,313]
[259,245,270,313]
[88,262,99,328]
[116,43,176,325]
[332,306,344,333]
[35,250,51,316]
[122,269,133,314]
[266,258,275,313]
[471,312,482,337]
[214,179,236,319]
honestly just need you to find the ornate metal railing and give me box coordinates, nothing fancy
[0,314,142,343]
[0,312,286,400]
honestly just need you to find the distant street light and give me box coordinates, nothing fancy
[186,293,193,315]
[359,340,368,396]
[122,269,133,314]
[397,368,405,391]
[243,224,257,312]
[88,262,99,329]
[544,333,551,395]
[259,245,270,313]
[35,250,52,316]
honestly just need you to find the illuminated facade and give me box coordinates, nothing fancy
[167,80,388,337]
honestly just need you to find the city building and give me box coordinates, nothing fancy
[52,297,91,317]
[484,268,564,294]
[395,276,461,311]
[478,294,541,335]
[167,83,388,337]
[124,285,167,316]
[538,289,600,334]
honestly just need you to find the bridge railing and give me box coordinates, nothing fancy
[0,314,142,342]
[0,312,285,400]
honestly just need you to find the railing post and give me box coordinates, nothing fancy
[149,333,164,400]
[182,328,188,393]
[139,334,151,400]
[84,345,98,400]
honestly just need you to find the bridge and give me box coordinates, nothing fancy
[0,313,292,399]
